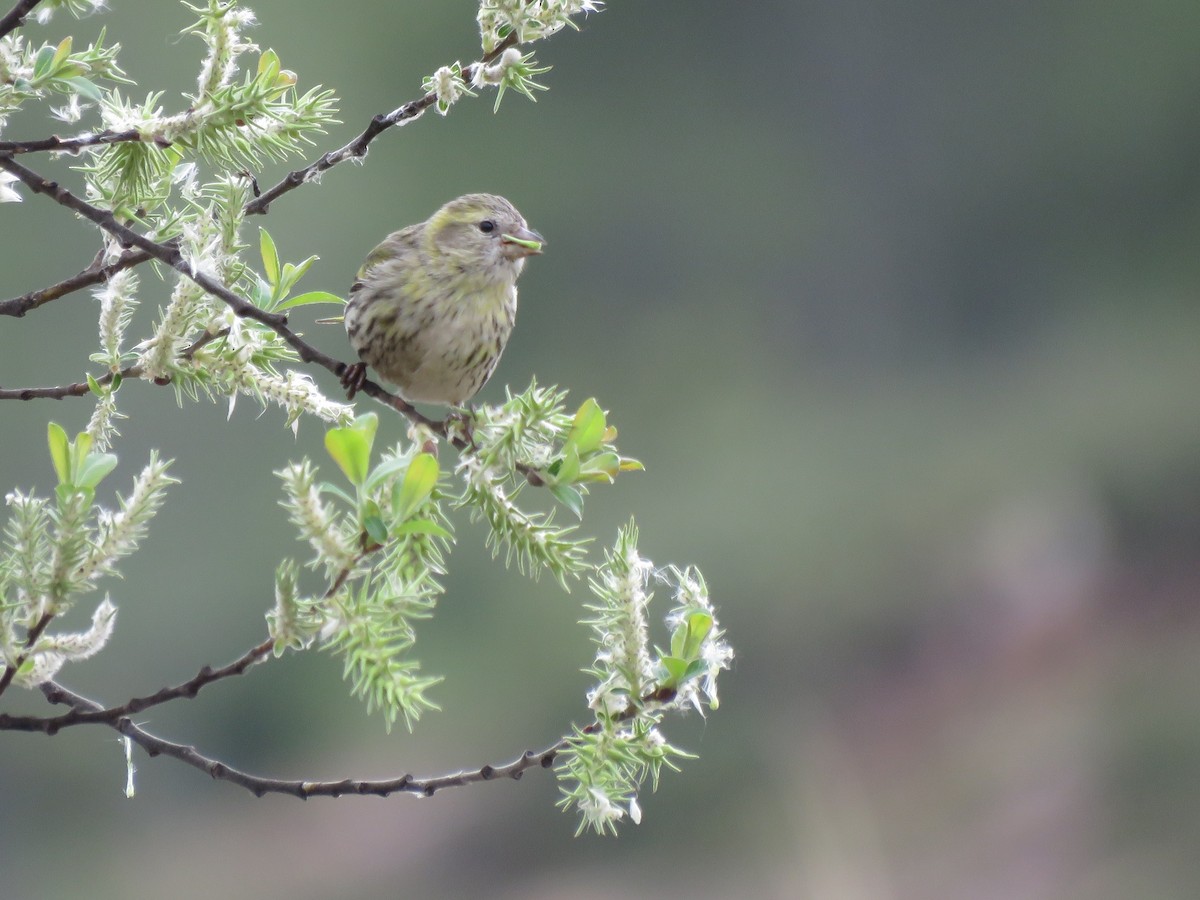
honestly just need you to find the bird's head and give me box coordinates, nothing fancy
[425,193,544,277]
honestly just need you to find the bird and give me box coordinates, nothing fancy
[341,193,543,406]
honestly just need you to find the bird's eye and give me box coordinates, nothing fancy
[478,220,496,234]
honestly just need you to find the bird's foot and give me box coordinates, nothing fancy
[341,362,367,399]
[445,406,479,450]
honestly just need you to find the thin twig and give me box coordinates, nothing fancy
[0,546,670,800]
[0,247,153,318]
[0,129,168,155]
[244,32,519,216]
[0,362,141,400]
[0,610,54,698]
[38,677,564,798]
[16,682,672,800]
[0,327,235,399]
[0,0,41,39]
[0,638,274,733]
[0,551,370,733]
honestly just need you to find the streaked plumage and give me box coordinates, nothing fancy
[342,193,543,405]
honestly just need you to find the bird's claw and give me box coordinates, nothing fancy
[445,407,479,449]
[341,362,367,399]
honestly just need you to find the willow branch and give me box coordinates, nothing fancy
[0,548,373,733]
[0,325,236,399]
[0,0,41,39]
[0,610,54,698]
[0,247,153,318]
[0,129,168,155]
[39,677,564,798]
[15,683,673,800]
[0,365,135,400]
[0,638,273,733]
[244,32,519,216]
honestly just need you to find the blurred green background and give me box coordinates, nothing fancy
[3,1,1200,897]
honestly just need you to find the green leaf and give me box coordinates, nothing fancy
[578,451,620,483]
[279,255,319,294]
[110,371,122,391]
[682,658,708,683]
[250,275,272,308]
[392,518,453,540]
[70,431,93,480]
[257,48,281,82]
[48,422,71,485]
[670,611,714,660]
[33,45,56,81]
[86,373,104,397]
[554,445,581,485]
[363,513,389,546]
[393,453,438,520]
[356,412,378,446]
[55,62,86,80]
[75,452,118,490]
[259,227,279,286]
[324,416,377,487]
[657,656,691,689]
[566,398,606,454]
[274,290,342,311]
[63,76,103,102]
[362,455,412,495]
[52,36,73,70]
[316,481,357,507]
[549,483,584,519]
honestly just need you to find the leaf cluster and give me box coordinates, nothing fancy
[1,424,174,688]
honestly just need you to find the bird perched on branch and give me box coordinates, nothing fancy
[341,193,544,406]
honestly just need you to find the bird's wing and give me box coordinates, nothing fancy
[351,224,423,292]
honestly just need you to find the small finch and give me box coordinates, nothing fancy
[341,193,543,406]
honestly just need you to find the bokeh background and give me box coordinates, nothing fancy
[3,1,1200,897]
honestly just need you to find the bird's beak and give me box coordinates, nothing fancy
[501,227,545,259]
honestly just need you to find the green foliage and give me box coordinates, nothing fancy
[255,227,340,312]
[478,48,552,113]
[556,719,692,836]
[0,26,126,127]
[1,424,175,686]
[554,523,731,834]
[455,383,640,585]
[274,413,453,731]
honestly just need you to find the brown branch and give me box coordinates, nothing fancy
[0,129,168,155]
[13,682,672,800]
[0,549,370,733]
[244,32,519,216]
[0,0,41,39]
[0,604,673,799]
[38,677,564,798]
[0,610,54,698]
[0,247,154,318]
[0,637,274,733]
[0,366,135,400]
[0,326,237,399]
[0,153,288,325]
[0,543,670,797]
